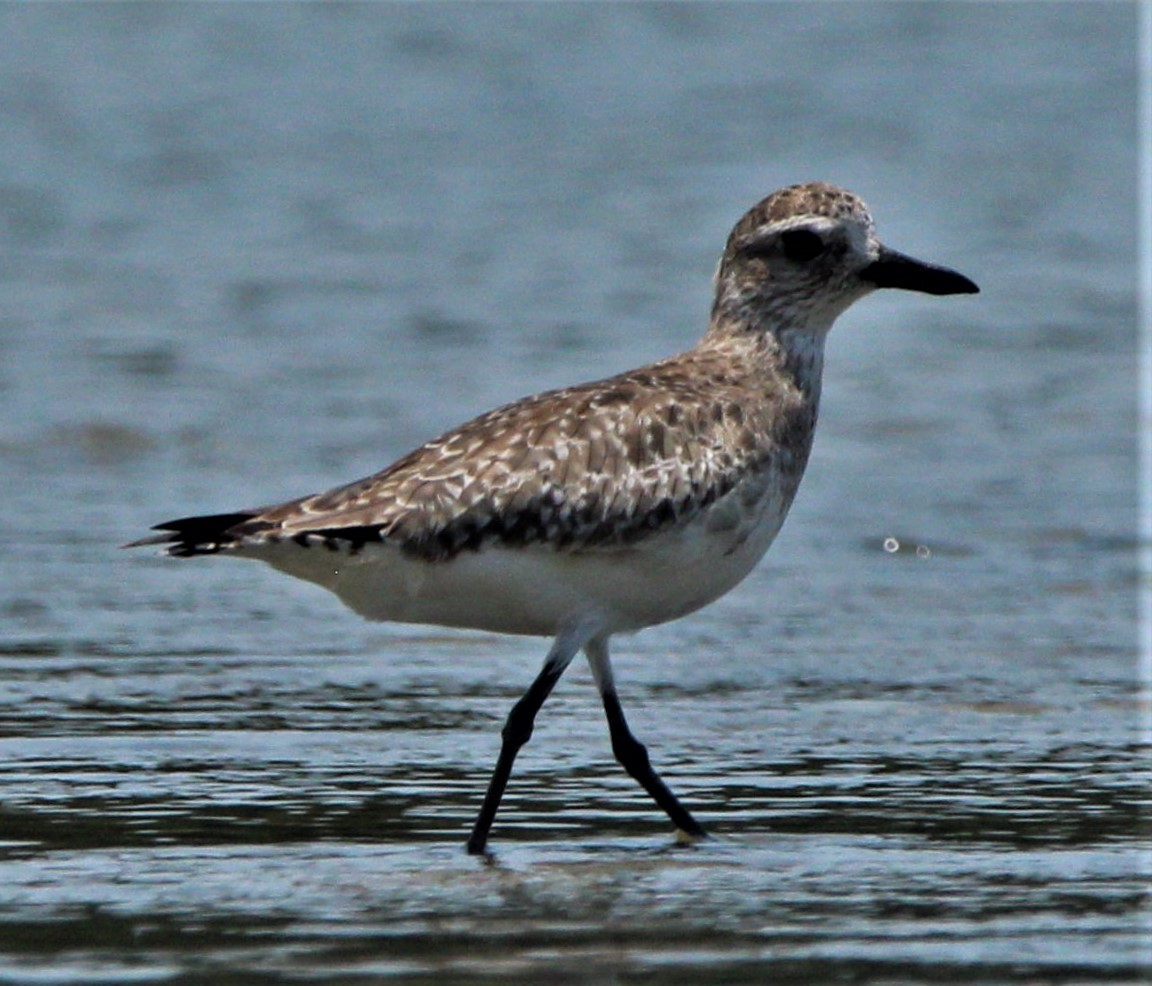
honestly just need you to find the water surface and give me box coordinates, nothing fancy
[0,4,1145,983]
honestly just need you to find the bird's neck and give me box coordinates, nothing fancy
[701,311,827,408]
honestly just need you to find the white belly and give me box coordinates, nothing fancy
[242,478,795,637]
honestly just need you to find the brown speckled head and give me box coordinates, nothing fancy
[712,182,975,340]
[726,182,875,248]
[710,182,882,340]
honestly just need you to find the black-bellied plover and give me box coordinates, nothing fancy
[128,182,978,854]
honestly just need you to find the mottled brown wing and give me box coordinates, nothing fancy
[142,349,805,561]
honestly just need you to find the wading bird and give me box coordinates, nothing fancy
[128,183,978,854]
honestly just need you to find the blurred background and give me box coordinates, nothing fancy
[0,4,1144,984]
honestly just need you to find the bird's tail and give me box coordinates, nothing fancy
[122,511,265,557]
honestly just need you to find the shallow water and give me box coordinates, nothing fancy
[0,4,1146,983]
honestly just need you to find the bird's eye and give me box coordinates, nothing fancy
[780,228,826,263]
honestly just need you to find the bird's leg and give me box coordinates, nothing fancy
[585,637,707,843]
[466,658,564,855]
[467,620,594,855]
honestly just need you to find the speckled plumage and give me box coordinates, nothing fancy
[131,180,978,634]
[128,182,977,851]
[162,334,813,562]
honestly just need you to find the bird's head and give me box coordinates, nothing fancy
[713,182,978,339]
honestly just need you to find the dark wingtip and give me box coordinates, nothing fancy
[123,511,263,556]
[120,532,174,550]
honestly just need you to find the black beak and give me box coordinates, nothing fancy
[861,245,979,296]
